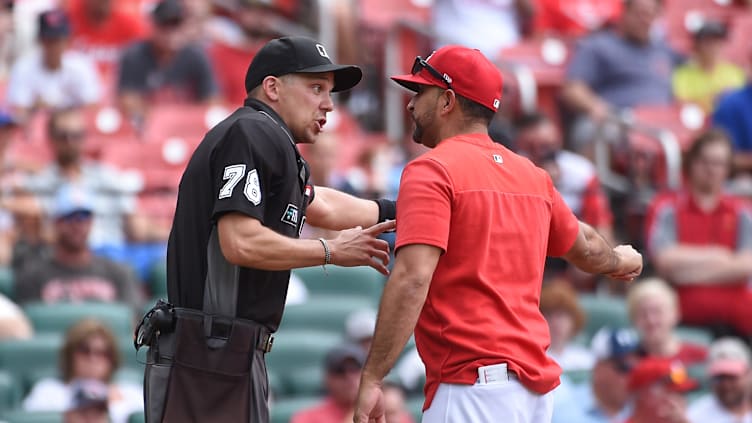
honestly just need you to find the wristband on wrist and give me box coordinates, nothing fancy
[318,238,331,273]
[374,198,396,223]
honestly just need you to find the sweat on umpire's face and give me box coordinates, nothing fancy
[244,36,362,144]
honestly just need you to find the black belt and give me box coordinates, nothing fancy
[173,307,274,353]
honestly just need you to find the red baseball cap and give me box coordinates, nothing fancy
[390,45,503,113]
[628,358,698,393]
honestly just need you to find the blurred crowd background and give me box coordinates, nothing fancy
[0,0,751,422]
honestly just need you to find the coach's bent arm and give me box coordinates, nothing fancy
[562,221,643,281]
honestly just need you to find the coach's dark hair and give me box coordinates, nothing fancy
[456,94,496,126]
[683,128,733,174]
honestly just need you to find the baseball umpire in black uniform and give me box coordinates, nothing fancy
[136,36,396,422]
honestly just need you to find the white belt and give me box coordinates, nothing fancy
[477,363,517,385]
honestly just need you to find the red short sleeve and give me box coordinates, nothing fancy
[395,158,453,253]
[547,183,580,257]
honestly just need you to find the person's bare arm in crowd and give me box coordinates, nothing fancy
[305,187,382,230]
[561,81,611,121]
[562,221,642,280]
[355,244,441,421]
[217,212,395,275]
[652,245,752,285]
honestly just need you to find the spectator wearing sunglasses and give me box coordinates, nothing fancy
[22,319,143,423]
[13,183,142,309]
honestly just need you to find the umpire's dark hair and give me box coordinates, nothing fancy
[513,111,551,132]
[683,128,733,174]
[456,94,496,126]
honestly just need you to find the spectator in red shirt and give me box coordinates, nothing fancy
[353,45,642,423]
[645,129,752,337]
[627,277,707,365]
[534,0,622,37]
[67,0,149,69]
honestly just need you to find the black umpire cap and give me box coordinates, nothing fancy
[244,36,362,93]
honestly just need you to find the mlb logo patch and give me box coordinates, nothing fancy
[281,204,299,227]
[493,154,503,164]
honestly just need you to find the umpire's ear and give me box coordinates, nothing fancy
[262,75,283,102]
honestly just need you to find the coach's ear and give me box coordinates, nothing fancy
[438,89,457,117]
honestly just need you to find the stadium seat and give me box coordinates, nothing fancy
[0,267,13,299]
[578,294,630,342]
[406,396,425,423]
[265,329,342,396]
[147,261,168,299]
[118,335,146,372]
[128,411,146,423]
[663,0,740,53]
[0,410,63,423]
[23,302,135,338]
[675,326,714,347]
[291,266,385,305]
[0,370,22,411]
[0,334,62,390]
[270,395,323,423]
[278,296,375,333]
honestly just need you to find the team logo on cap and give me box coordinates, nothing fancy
[316,44,330,59]
[493,99,500,110]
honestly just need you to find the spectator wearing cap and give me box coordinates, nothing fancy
[290,343,367,423]
[63,379,109,423]
[382,380,416,423]
[562,0,682,150]
[553,327,639,423]
[627,278,707,365]
[625,358,696,423]
[6,9,102,123]
[13,183,142,309]
[345,308,377,352]
[65,0,149,70]
[540,281,595,371]
[23,319,143,423]
[688,337,752,423]
[672,20,745,113]
[117,0,220,124]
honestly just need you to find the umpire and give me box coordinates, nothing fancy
[138,36,396,422]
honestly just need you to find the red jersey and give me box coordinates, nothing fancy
[67,0,149,65]
[395,134,580,409]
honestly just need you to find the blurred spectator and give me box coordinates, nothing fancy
[540,281,594,371]
[672,21,745,113]
[515,112,613,238]
[24,107,152,249]
[627,278,707,365]
[63,379,110,423]
[382,381,416,423]
[345,308,376,352]
[432,0,534,57]
[66,0,149,69]
[0,292,33,340]
[0,0,15,80]
[13,184,142,309]
[712,64,752,179]
[534,0,622,37]
[303,133,357,195]
[562,0,680,148]
[23,319,143,423]
[290,343,366,423]
[6,9,102,123]
[688,337,752,423]
[625,358,695,423]
[117,0,219,123]
[553,327,639,423]
[645,129,752,338]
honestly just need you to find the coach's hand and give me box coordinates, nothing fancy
[330,220,396,276]
[354,378,386,423]
[607,245,643,281]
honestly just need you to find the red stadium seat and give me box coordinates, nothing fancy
[723,14,752,67]
[663,0,742,53]
[357,0,431,30]
[142,104,232,146]
[208,41,263,106]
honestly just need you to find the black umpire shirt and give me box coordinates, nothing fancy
[166,98,314,331]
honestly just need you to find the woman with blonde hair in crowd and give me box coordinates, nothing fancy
[23,318,142,423]
[627,277,707,365]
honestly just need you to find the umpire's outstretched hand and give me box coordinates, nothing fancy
[329,220,396,275]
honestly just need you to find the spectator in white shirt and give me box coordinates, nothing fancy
[6,9,101,123]
[688,337,752,423]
